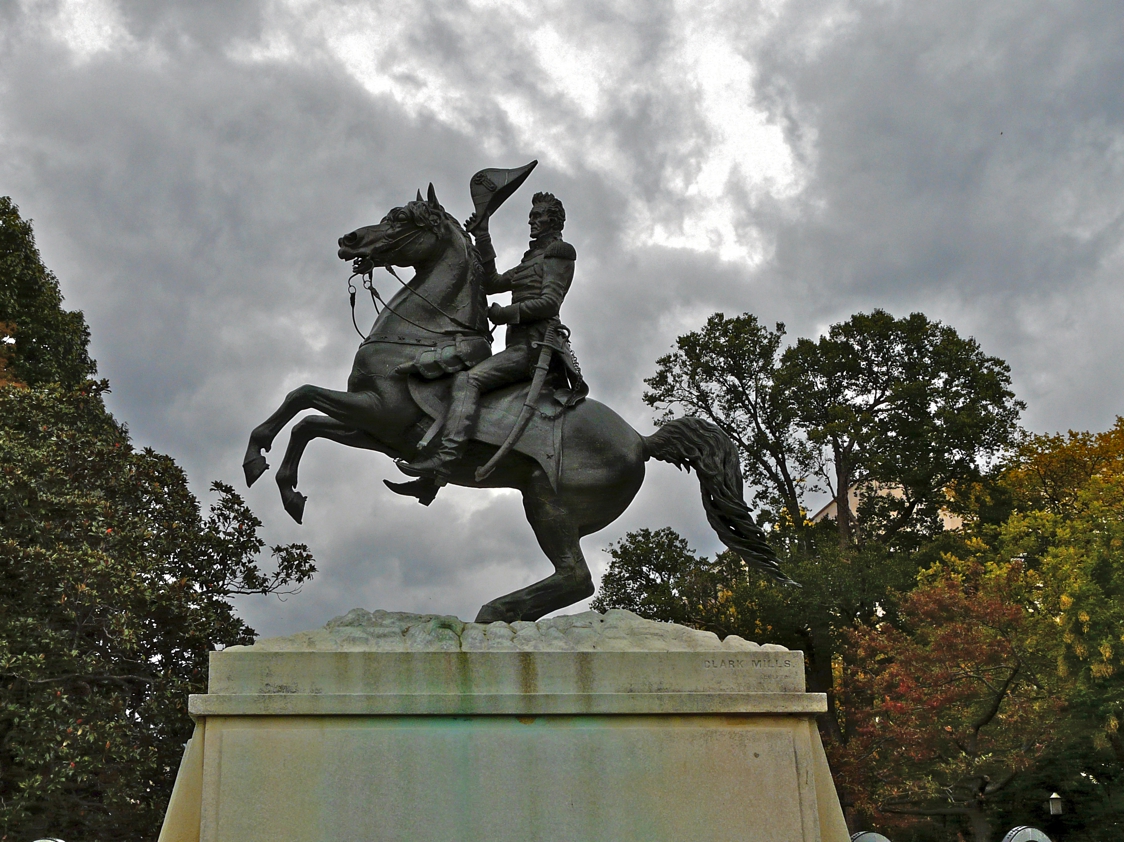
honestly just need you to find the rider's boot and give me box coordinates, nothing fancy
[399,372,481,481]
[383,477,440,506]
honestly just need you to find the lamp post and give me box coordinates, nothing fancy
[1047,792,1063,816]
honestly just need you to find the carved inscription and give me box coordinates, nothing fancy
[260,682,299,694]
[703,656,794,669]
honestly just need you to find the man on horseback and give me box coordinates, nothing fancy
[396,190,584,485]
[248,165,793,620]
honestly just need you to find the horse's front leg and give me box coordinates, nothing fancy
[243,384,383,486]
[274,414,392,523]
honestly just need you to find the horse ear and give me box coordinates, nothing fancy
[427,183,442,210]
[416,189,424,202]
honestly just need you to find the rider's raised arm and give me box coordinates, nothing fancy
[492,240,575,325]
[471,229,511,295]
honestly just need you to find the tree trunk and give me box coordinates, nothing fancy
[801,625,845,746]
[782,489,808,547]
[782,489,801,529]
[966,804,992,842]
[761,441,808,546]
[834,444,853,547]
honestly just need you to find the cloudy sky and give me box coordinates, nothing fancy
[3,0,1123,637]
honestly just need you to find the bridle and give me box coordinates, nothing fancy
[345,223,491,342]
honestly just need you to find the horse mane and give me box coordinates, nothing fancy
[438,205,488,301]
[399,199,488,323]
[437,207,486,292]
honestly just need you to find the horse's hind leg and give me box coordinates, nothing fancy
[244,385,381,486]
[475,471,594,623]
[275,414,390,523]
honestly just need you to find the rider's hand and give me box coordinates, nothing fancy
[488,302,511,324]
[467,212,490,236]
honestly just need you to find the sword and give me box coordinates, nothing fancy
[475,330,555,483]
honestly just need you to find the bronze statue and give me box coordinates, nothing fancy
[243,166,793,623]
[395,181,585,494]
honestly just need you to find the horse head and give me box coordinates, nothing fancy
[337,184,488,341]
[338,184,465,275]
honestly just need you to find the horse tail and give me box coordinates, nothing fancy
[642,417,798,587]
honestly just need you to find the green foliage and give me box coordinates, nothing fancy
[986,422,1124,759]
[0,198,96,388]
[0,198,315,841]
[0,380,316,842]
[778,310,1023,546]
[645,309,1023,549]
[987,430,1124,842]
[644,314,815,529]
[591,528,708,626]
[638,308,1023,747]
[594,522,927,746]
[626,308,1124,841]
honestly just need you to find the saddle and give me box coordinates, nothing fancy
[406,373,584,491]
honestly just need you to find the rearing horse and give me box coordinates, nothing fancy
[243,185,792,623]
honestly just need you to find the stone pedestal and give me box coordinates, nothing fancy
[158,609,849,842]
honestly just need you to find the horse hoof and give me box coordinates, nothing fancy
[243,454,269,487]
[281,488,307,524]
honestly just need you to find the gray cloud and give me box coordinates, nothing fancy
[747,0,1124,427]
[3,0,1122,636]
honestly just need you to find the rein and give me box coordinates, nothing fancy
[346,227,492,342]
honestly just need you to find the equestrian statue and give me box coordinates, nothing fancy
[243,162,794,623]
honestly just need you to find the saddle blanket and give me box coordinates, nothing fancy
[407,377,582,490]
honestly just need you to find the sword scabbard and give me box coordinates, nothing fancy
[475,341,555,483]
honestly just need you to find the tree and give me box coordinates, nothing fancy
[1000,418,1124,516]
[0,198,95,389]
[779,310,1023,547]
[834,558,1059,842]
[644,313,816,531]
[984,421,1124,763]
[591,528,722,629]
[0,198,315,841]
[831,419,1124,842]
[988,423,1124,841]
[639,309,1023,760]
[592,523,929,750]
[646,310,1022,547]
[636,307,1118,840]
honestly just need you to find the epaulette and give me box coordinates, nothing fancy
[544,239,577,261]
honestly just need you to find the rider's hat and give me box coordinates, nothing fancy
[467,160,537,232]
